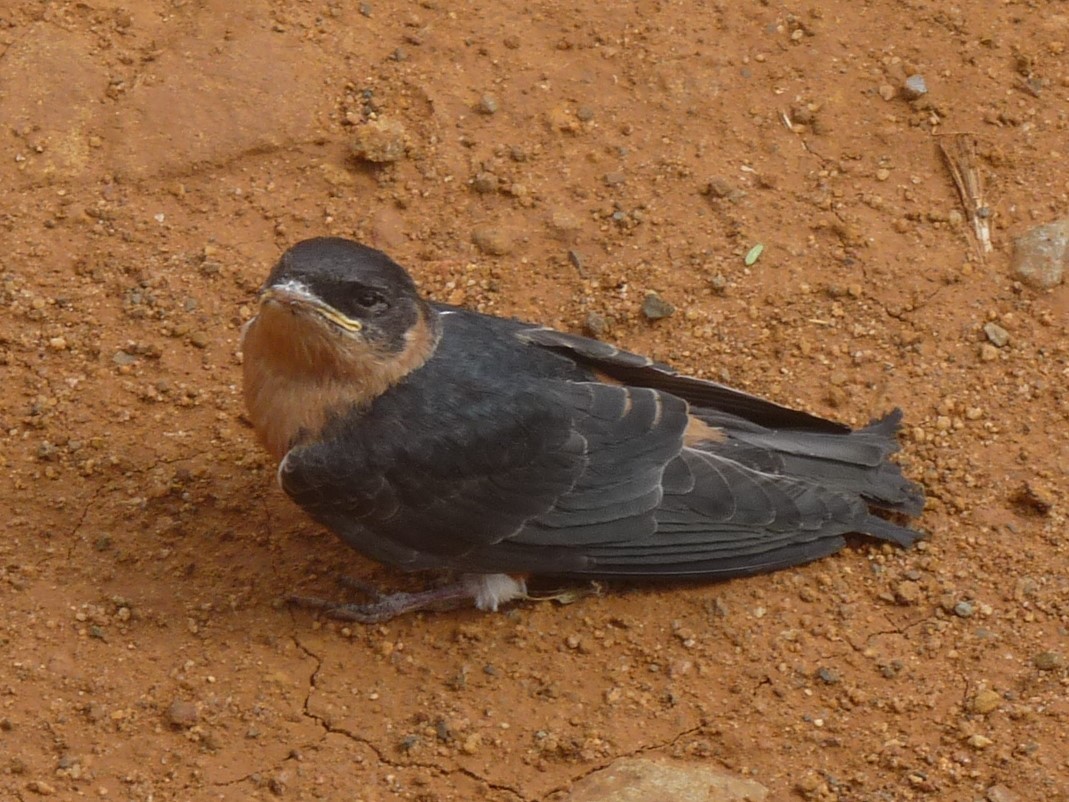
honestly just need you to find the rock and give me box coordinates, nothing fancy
[1012,217,1069,289]
[703,177,741,201]
[971,689,1001,714]
[982,322,1009,347]
[878,83,896,101]
[561,757,768,802]
[471,226,513,256]
[1033,651,1065,671]
[902,74,928,99]
[166,699,199,728]
[642,292,675,321]
[894,580,923,605]
[472,172,498,193]
[548,208,583,242]
[476,94,499,115]
[583,312,607,337]
[986,784,1023,802]
[953,600,974,618]
[351,118,409,163]
[1011,482,1054,516]
[816,667,839,685]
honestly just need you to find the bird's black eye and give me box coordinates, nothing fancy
[352,286,389,311]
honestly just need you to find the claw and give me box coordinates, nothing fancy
[334,575,386,601]
[287,581,477,623]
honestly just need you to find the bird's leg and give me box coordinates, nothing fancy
[288,577,479,623]
[526,581,604,605]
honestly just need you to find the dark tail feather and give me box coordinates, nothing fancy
[856,513,924,548]
[695,408,924,517]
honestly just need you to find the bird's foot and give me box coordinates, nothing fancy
[288,577,476,623]
[526,581,604,605]
[287,574,601,623]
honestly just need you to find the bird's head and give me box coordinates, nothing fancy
[255,237,431,358]
[242,238,441,457]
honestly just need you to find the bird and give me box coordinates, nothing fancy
[241,236,924,621]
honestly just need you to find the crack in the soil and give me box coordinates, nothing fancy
[41,483,106,572]
[288,634,529,802]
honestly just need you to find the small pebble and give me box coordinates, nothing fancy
[471,172,498,193]
[816,667,840,685]
[902,74,928,99]
[351,118,408,163]
[987,784,1024,802]
[877,83,896,101]
[547,208,582,241]
[971,689,1001,715]
[471,225,513,256]
[166,699,199,728]
[953,600,974,618]
[703,176,737,200]
[1033,651,1065,671]
[583,312,607,337]
[641,292,675,321]
[982,322,1009,347]
[895,580,923,605]
[476,94,498,115]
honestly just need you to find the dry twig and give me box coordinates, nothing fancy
[938,134,993,258]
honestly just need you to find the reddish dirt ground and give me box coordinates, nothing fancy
[2,2,1067,800]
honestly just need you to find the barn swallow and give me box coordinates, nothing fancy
[242,237,924,621]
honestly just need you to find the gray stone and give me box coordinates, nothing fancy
[1012,217,1069,289]
[953,600,975,618]
[983,322,1009,347]
[476,94,499,115]
[902,74,928,99]
[642,292,675,321]
[562,757,768,802]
